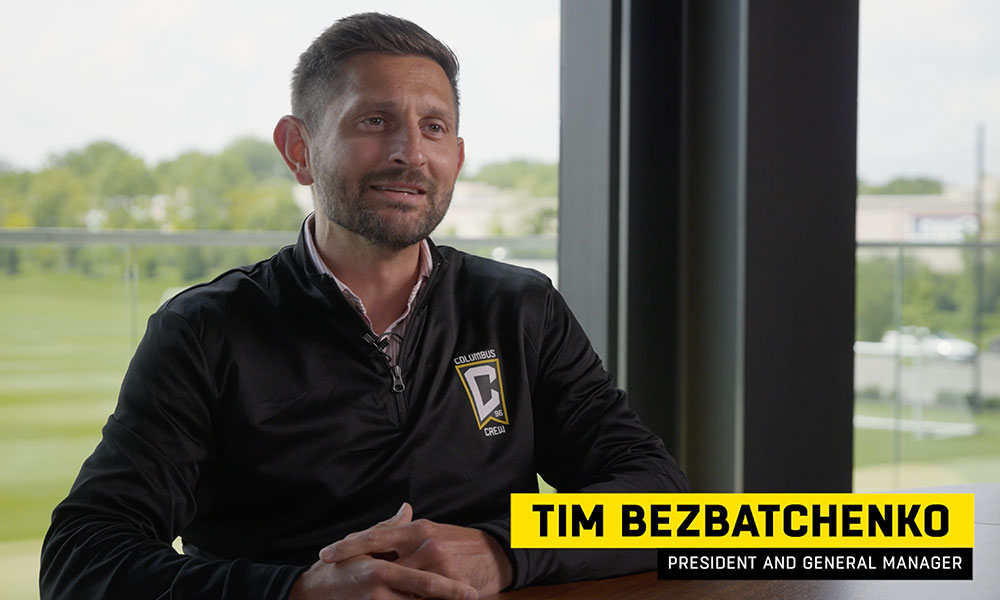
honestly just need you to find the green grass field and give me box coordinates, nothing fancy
[1,247,279,599]
[853,399,1000,491]
[2,272,140,542]
[2,260,999,598]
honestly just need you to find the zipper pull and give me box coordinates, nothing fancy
[390,364,406,393]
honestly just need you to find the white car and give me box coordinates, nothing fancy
[879,327,977,362]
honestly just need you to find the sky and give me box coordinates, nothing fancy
[1,0,997,188]
[857,0,1000,188]
[0,0,560,174]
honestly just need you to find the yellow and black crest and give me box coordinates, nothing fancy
[455,358,510,430]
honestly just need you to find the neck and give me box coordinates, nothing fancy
[314,215,422,335]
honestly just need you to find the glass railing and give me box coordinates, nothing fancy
[0,227,556,600]
[7,228,998,595]
[854,241,1000,491]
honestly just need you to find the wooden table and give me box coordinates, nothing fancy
[489,483,999,600]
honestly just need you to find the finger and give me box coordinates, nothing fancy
[377,560,477,600]
[322,521,426,564]
[392,535,474,583]
[320,513,426,563]
[366,502,413,539]
[318,503,412,563]
[392,537,436,573]
[378,502,413,527]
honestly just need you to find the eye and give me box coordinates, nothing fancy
[362,116,385,127]
[424,122,446,136]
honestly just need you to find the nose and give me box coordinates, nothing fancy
[388,124,426,168]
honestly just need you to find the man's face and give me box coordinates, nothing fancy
[309,52,464,249]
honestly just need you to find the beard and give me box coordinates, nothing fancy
[313,166,452,250]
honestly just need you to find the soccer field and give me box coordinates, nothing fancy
[0,269,178,598]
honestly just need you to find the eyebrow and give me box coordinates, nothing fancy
[352,101,456,124]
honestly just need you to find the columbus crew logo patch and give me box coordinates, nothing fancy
[454,355,509,436]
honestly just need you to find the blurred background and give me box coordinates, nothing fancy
[0,2,560,596]
[852,0,1000,493]
[1,0,998,597]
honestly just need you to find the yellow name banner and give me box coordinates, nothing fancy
[510,493,975,549]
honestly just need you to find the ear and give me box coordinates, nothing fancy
[273,115,314,185]
[455,136,465,180]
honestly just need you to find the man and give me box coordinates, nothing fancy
[41,13,688,600]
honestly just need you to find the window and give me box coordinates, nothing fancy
[854,0,1000,491]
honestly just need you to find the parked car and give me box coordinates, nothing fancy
[879,327,978,362]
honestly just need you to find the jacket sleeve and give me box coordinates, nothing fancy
[39,311,306,599]
[473,285,690,588]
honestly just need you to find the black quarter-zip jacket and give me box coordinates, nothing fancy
[40,227,689,599]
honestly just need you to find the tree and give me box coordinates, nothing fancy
[856,254,966,341]
[155,150,256,230]
[47,141,159,229]
[220,137,293,182]
[466,159,559,236]
[50,141,157,198]
[225,181,303,231]
[0,169,26,273]
[27,167,89,227]
[858,176,943,195]
[219,137,303,230]
[469,159,558,198]
[3,137,311,278]
[0,169,33,227]
[856,257,896,341]
[155,142,303,231]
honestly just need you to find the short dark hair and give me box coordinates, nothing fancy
[291,13,461,132]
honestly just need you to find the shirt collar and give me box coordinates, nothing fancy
[303,212,433,302]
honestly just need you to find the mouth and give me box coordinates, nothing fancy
[370,183,427,196]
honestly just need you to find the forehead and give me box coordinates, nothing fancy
[326,52,457,121]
